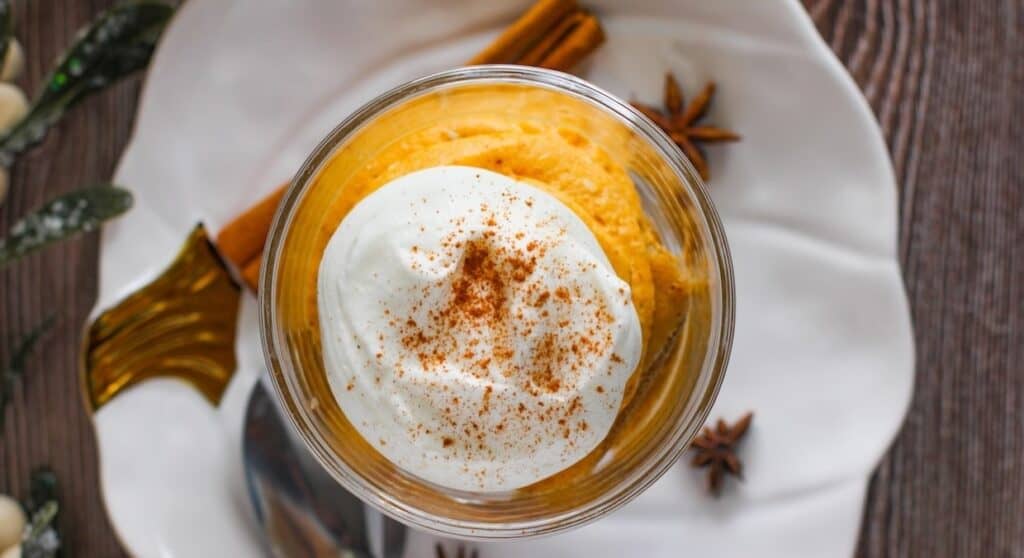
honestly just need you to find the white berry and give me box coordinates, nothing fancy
[0,495,25,552]
[0,39,24,82]
[0,83,27,133]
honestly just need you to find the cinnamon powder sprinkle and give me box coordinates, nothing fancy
[372,188,631,468]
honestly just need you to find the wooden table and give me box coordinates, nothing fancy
[1,0,1020,555]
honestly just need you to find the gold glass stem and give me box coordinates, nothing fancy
[84,225,241,410]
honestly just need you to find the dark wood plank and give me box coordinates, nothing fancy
[805,0,1024,556]
[0,0,151,555]
[1,0,1021,556]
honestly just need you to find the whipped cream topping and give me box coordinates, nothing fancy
[318,166,642,492]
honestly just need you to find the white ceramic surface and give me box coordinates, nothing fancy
[91,0,915,556]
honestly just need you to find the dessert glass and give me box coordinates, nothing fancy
[259,66,734,539]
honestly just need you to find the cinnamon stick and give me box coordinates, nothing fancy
[536,13,604,71]
[215,185,286,271]
[517,11,586,66]
[468,0,578,65]
[241,257,261,292]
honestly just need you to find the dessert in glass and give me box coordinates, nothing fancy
[259,66,734,538]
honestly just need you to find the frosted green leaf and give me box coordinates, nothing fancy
[20,468,61,558]
[21,500,59,558]
[0,316,53,428]
[0,186,132,267]
[0,2,174,166]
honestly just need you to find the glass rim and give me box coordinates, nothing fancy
[258,65,735,539]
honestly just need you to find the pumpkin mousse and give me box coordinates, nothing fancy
[315,115,693,492]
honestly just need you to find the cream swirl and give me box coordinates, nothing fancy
[318,166,641,491]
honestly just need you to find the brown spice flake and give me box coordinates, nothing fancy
[554,286,571,302]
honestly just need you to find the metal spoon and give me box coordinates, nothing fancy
[243,381,407,558]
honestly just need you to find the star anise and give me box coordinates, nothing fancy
[689,411,753,495]
[436,542,479,558]
[631,73,740,181]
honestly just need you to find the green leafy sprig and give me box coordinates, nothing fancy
[0,1,174,166]
[21,468,61,558]
[0,316,53,428]
[0,185,132,267]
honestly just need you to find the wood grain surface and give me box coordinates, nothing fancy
[0,0,1020,556]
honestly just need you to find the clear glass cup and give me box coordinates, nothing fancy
[259,65,734,539]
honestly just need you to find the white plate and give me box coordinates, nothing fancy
[90,0,914,556]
